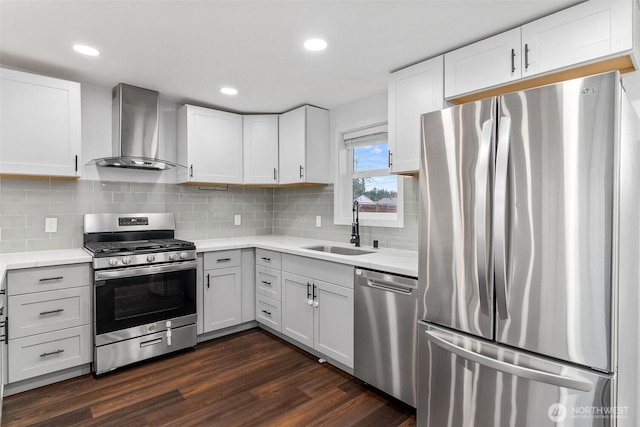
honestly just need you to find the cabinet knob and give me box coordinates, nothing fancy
[313,301,319,308]
[307,299,314,306]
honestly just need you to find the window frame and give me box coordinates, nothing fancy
[334,122,404,228]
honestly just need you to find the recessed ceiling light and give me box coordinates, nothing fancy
[304,38,327,52]
[221,87,238,96]
[73,44,100,56]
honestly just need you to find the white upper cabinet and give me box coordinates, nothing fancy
[177,104,243,184]
[388,56,444,174]
[243,115,279,184]
[445,0,637,99]
[444,29,521,99]
[278,105,330,184]
[0,68,81,178]
[521,0,633,78]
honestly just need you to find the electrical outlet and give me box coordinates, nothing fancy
[45,217,58,233]
[316,216,322,227]
[234,214,241,226]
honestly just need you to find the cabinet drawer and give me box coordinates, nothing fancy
[256,266,281,301]
[256,294,281,332]
[203,250,241,269]
[9,287,91,338]
[7,264,90,295]
[256,249,281,269]
[8,324,92,383]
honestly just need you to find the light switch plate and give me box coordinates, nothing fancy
[234,214,241,226]
[45,217,58,233]
[316,216,322,227]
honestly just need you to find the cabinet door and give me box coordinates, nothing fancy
[314,279,354,368]
[203,267,242,332]
[522,0,633,78]
[281,272,313,347]
[0,68,81,177]
[389,56,444,174]
[278,107,306,184]
[243,115,279,184]
[444,28,521,99]
[185,105,243,184]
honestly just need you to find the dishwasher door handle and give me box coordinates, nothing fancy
[366,279,414,294]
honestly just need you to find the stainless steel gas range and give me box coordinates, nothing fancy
[83,213,197,375]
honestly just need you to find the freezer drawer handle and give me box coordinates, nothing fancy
[367,280,412,294]
[425,330,594,392]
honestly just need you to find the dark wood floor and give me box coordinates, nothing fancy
[2,328,416,426]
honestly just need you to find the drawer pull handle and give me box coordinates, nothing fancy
[261,257,271,261]
[40,349,64,358]
[39,276,63,282]
[39,308,65,316]
[261,309,272,316]
[217,258,231,263]
[140,338,163,347]
[261,280,272,286]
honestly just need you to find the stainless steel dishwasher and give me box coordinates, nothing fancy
[354,267,418,407]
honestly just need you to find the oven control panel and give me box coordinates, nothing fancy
[94,249,197,270]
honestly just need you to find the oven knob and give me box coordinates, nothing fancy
[108,258,119,266]
[180,252,189,259]
[169,253,179,261]
[122,257,132,265]
[147,255,156,263]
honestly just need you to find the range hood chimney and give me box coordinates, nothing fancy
[94,83,178,170]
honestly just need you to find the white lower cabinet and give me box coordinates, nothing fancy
[281,272,314,347]
[255,249,282,332]
[280,254,354,368]
[8,325,91,383]
[202,250,242,333]
[256,294,281,332]
[281,272,354,367]
[6,263,92,383]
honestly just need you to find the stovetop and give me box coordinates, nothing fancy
[85,238,195,257]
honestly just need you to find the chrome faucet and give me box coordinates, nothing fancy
[350,200,360,247]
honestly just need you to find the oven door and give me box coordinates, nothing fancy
[94,260,197,345]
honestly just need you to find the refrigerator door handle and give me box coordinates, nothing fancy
[475,118,494,314]
[494,116,511,319]
[425,330,594,392]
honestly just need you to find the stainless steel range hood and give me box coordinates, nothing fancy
[93,83,178,170]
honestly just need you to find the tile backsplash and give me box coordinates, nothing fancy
[0,177,418,254]
[0,177,273,253]
[272,178,419,251]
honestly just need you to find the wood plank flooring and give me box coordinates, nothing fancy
[2,328,416,426]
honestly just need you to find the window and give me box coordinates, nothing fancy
[335,124,403,227]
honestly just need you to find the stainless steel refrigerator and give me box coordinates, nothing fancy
[417,71,640,426]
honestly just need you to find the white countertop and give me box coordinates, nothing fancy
[0,248,93,288]
[193,235,418,277]
[0,236,418,286]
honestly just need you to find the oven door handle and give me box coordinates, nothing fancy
[95,260,198,280]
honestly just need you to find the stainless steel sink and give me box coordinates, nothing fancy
[303,245,374,256]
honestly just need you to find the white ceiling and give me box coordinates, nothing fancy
[4,0,638,114]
